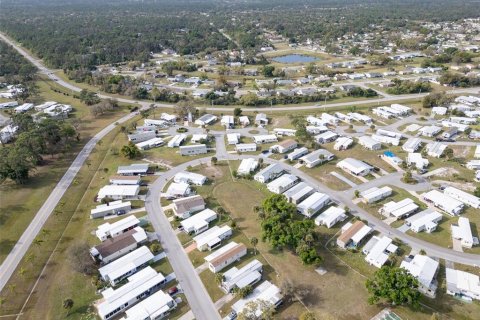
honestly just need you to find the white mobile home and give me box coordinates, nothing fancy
[221,115,235,128]
[401,255,439,296]
[299,149,334,168]
[348,112,372,124]
[194,225,233,251]
[128,131,156,143]
[205,241,247,273]
[90,200,132,219]
[253,134,278,144]
[363,236,397,268]
[167,134,187,148]
[227,133,240,145]
[97,185,140,201]
[237,158,259,175]
[451,217,475,248]
[99,246,154,286]
[372,134,400,146]
[235,143,257,153]
[174,171,207,185]
[232,281,283,316]
[287,147,309,161]
[405,209,443,233]
[255,113,268,125]
[419,126,442,137]
[380,198,419,219]
[444,186,480,209]
[135,137,164,150]
[407,153,429,169]
[445,268,480,301]
[271,139,298,154]
[334,136,353,151]
[96,215,141,241]
[165,182,191,199]
[190,134,208,144]
[402,138,422,153]
[179,144,207,156]
[121,290,177,320]
[180,208,218,235]
[221,259,263,293]
[273,128,297,136]
[336,158,373,176]
[315,206,347,228]
[315,131,338,144]
[306,115,326,126]
[337,221,372,249]
[254,163,283,183]
[282,182,314,204]
[117,163,149,176]
[426,142,447,158]
[195,114,218,126]
[297,192,331,218]
[97,267,166,320]
[423,190,464,216]
[358,136,381,150]
[321,113,339,125]
[361,186,392,204]
[267,174,299,194]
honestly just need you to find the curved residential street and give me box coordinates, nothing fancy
[1,31,480,320]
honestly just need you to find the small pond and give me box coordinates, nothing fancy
[271,54,319,64]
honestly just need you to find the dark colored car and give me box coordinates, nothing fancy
[116,210,126,216]
[168,286,178,296]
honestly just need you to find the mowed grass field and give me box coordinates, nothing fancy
[0,76,133,264]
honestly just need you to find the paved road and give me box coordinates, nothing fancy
[0,112,139,292]
[145,159,221,320]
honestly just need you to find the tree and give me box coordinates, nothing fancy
[63,298,74,316]
[214,272,224,285]
[262,65,275,77]
[444,147,454,160]
[250,237,259,255]
[79,89,100,105]
[237,300,275,320]
[121,142,141,159]
[234,285,253,298]
[211,156,218,165]
[234,107,242,117]
[474,186,480,198]
[69,243,97,275]
[366,266,420,308]
[354,190,360,198]
[149,242,162,254]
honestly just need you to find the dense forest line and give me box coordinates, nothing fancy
[1,0,479,71]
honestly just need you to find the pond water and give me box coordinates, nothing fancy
[271,54,319,64]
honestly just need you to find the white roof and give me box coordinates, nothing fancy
[98,185,140,199]
[297,192,330,216]
[99,246,154,282]
[315,206,346,226]
[91,201,132,216]
[117,163,149,174]
[96,215,140,240]
[426,142,446,157]
[167,134,187,147]
[283,182,313,202]
[451,217,473,245]
[300,149,334,164]
[254,163,283,181]
[358,135,381,147]
[180,209,217,232]
[191,134,208,142]
[337,158,373,175]
[444,186,480,208]
[406,209,442,230]
[267,174,298,192]
[238,158,258,175]
[227,133,240,144]
[194,225,232,249]
[401,255,439,289]
[365,236,394,268]
[253,134,277,143]
[445,268,480,298]
[382,198,418,218]
[122,290,175,320]
[222,259,263,290]
[288,147,309,160]
[173,171,207,185]
[232,281,283,315]
[403,138,422,152]
[350,225,373,244]
[361,186,392,201]
[423,190,464,215]
[166,182,190,197]
[98,267,165,319]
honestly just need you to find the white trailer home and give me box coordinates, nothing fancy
[254,163,284,183]
[128,131,157,143]
[282,182,314,204]
[235,143,257,153]
[174,171,207,185]
[297,192,331,218]
[444,186,480,209]
[180,208,218,235]
[380,198,419,219]
[287,147,309,161]
[267,174,299,194]
[336,158,373,176]
[205,241,247,273]
[179,144,207,156]
[90,201,132,219]
[334,136,353,151]
[221,259,263,293]
[401,255,439,297]
[167,134,187,148]
[253,134,278,144]
[315,206,347,228]
[299,149,334,168]
[445,268,480,301]
[363,236,397,268]
[405,209,443,233]
[402,138,422,153]
[358,136,382,150]
[237,158,259,176]
[423,190,464,216]
[194,225,233,251]
[372,134,400,146]
[361,186,392,204]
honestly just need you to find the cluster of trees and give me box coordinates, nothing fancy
[0,40,39,102]
[90,99,120,117]
[347,87,378,98]
[439,72,480,88]
[79,89,101,105]
[239,92,335,107]
[366,266,421,308]
[258,194,322,266]
[386,79,432,95]
[161,60,198,76]
[423,47,474,67]
[422,92,454,108]
[0,114,77,184]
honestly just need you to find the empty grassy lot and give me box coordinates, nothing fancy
[299,159,357,190]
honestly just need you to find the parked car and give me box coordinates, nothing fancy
[116,210,126,216]
[223,311,237,320]
[168,286,178,296]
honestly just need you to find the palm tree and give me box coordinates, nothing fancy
[18,267,27,279]
[214,273,224,285]
[216,207,226,221]
[250,237,259,255]
[8,284,16,294]
[41,228,50,238]
[63,298,74,316]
